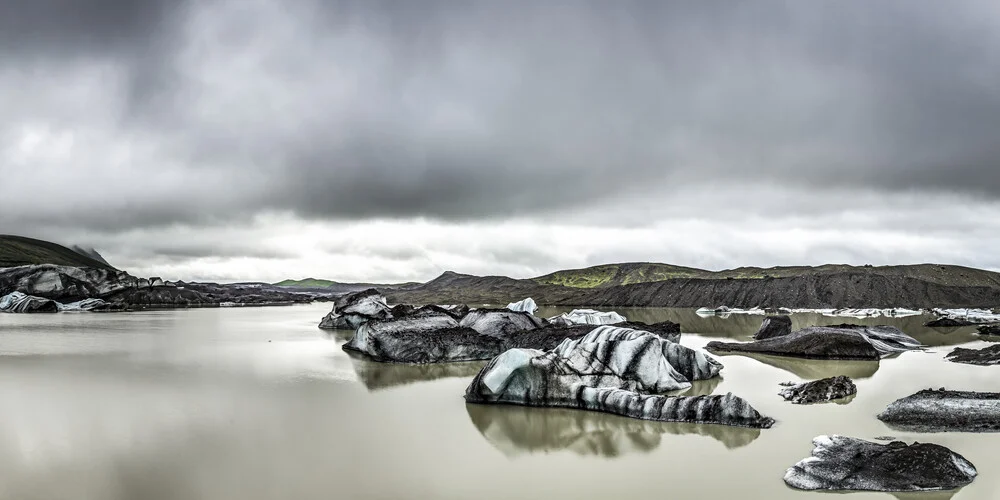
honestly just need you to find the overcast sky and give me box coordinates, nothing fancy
[2,0,1000,283]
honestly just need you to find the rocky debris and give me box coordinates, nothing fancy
[784,435,977,492]
[707,324,922,360]
[753,315,792,340]
[0,291,59,313]
[976,324,1000,336]
[778,376,856,404]
[459,308,544,337]
[506,297,538,314]
[466,326,774,428]
[945,345,1000,366]
[547,309,627,326]
[925,317,975,327]
[878,389,1000,432]
[319,289,392,329]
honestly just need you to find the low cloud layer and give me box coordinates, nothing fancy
[2,1,999,281]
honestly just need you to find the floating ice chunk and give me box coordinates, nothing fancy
[548,309,626,326]
[506,298,538,314]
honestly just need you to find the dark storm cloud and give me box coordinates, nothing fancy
[2,0,1000,235]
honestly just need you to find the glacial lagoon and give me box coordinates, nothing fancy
[0,303,998,500]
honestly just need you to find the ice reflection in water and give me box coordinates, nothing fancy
[466,402,761,457]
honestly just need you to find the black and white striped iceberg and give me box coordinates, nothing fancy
[466,326,774,428]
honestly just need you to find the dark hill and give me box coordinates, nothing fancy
[386,264,1000,309]
[0,235,116,271]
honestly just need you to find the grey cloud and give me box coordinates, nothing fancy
[2,0,1000,235]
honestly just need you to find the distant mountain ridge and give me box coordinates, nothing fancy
[275,277,419,294]
[0,235,117,271]
[384,263,1000,309]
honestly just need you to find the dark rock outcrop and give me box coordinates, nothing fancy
[784,435,977,492]
[753,315,792,340]
[878,389,1000,432]
[778,376,857,404]
[319,289,392,329]
[976,324,1000,336]
[945,345,1000,366]
[925,317,974,327]
[466,327,774,428]
[707,324,921,360]
[0,291,59,313]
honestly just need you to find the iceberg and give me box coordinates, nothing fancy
[505,298,538,314]
[547,309,627,326]
[466,326,774,428]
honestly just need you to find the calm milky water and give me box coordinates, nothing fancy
[0,303,998,500]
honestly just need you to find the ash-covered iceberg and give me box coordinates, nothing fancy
[707,322,922,360]
[344,306,502,363]
[877,389,1000,432]
[466,326,773,428]
[505,297,538,314]
[459,308,544,337]
[548,309,627,326]
[784,435,977,492]
[0,291,59,313]
[318,289,392,329]
[778,376,856,404]
[753,315,791,340]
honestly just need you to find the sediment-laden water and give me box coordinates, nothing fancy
[0,304,997,499]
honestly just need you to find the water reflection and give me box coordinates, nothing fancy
[714,352,881,380]
[892,491,960,500]
[466,403,761,457]
[348,353,485,391]
[667,377,723,396]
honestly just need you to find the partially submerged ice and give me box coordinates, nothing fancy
[707,322,922,360]
[459,308,544,337]
[318,289,392,329]
[466,326,774,428]
[778,376,856,404]
[548,309,627,326]
[0,291,59,313]
[342,306,500,363]
[784,435,977,492]
[505,297,538,314]
[877,389,1000,432]
[753,315,792,340]
[945,344,1000,366]
[931,308,1000,324]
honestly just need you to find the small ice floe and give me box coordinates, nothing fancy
[932,308,1000,323]
[506,297,538,314]
[547,309,627,326]
[58,298,108,312]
